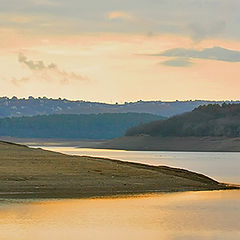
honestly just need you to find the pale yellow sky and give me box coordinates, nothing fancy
[0,0,240,102]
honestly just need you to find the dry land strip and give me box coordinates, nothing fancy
[0,141,236,199]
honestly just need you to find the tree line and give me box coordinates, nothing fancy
[126,103,240,137]
[0,113,163,139]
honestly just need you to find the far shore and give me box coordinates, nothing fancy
[0,136,107,148]
[96,136,240,152]
[2,136,240,153]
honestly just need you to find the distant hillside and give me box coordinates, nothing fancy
[98,103,240,151]
[0,96,239,118]
[126,103,240,137]
[0,113,163,139]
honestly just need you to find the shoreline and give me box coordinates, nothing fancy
[0,186,239,200]
[0,141,238,200]
[3,136,240,153]
[97,136,240,152]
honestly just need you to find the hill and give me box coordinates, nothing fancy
[0,141,233,199]
[0,113,163,140]
[126,103,240,138]
[99,103,240,151]
[0,96,239,118]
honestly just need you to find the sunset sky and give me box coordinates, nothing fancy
[1,0,240,103]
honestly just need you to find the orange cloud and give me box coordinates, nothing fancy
[107,11,133,21]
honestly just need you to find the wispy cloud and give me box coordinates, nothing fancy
[152,46,240,63]
[162,58,192,67]
[0,0,239,39]
[107,11,133,21]
[28,0,56,6]
[11,77,30,86]
[15,53,88,85]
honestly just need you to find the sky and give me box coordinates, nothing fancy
[0,0,240,103]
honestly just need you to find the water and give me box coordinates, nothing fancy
[39,147,240,184]
[0,191,239,240]
[1,147,239,240]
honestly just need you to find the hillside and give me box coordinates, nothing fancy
[99,103,240,151]
[0,96,239,118]
[126,103,240,137]
[0,141,234,199]
[0,113,163,140]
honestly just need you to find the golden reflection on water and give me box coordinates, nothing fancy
[0,190,240,240]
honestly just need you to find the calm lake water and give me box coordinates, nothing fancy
[1,147,239,240]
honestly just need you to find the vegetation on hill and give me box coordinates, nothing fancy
[126,103,240,137]
[0,96,239,118]
[0,113,163,139]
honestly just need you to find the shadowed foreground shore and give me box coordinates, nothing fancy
[0,141,237,199]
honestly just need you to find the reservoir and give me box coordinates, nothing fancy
[0,147,239,240]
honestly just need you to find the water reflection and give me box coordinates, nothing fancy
[0,191,239,240]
